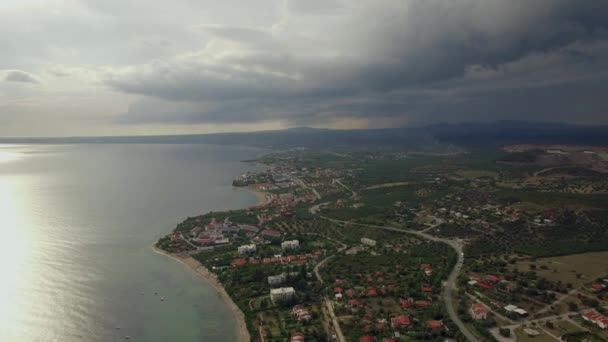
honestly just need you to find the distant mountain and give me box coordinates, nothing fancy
[1,121,607,149]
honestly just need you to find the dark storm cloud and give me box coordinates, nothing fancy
[3,70,40,83]
[107,0,608,127]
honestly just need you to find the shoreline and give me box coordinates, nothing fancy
[243,186,270,206]
[152,246,251,342]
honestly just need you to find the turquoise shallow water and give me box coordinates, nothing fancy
[0,144,260,342]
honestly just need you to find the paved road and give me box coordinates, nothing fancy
[324,297,346,342]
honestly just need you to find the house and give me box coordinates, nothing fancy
[231,258,247,267]
[190,226,203,236]
[359,336,374,342]
[345,288,355,298]
[391,314,411,328]
[485,274,501,283]
[361,238,377,247]
[270,287,295,304]
[251,236,265,244]
[290,332,305,342]
[268,273,287,286]
[292,305,312,321]
[347,299,364,307]
[582,311,608,329]
[591,282,606,293]
[238,244,256,254]
[421,284,433,293]
[425,320,443,329]
[334,287,343,294]
[280,208,295,217]
[400,297,414,308]
[416,300,431,308]
[475,282,493,289]
[367,286,377,297]
[282,240,300,250]
[469,303,488,320]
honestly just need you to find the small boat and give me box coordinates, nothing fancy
[154,292,158,295]
[124,336,131,340]
[160,297,165,301]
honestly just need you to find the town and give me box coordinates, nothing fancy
[157,145,608,342]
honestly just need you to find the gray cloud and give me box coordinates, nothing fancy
[3,70,40,83]
[2,0,608,136]
[104,0,608,127]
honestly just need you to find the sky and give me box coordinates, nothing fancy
[1,0,608,137]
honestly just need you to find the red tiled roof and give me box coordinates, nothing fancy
[347,299,364,306]
[416,300,431,308]
[359,336,374,342]
[391,314,411,328]
[476,282,493,289]
[231,258,247,267]
[485,275,500,283]
[470,303,488,315]
[426,320,443,329]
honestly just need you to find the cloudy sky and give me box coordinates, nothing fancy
[1,0,607,136]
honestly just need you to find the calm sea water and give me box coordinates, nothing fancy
[0,144,261,342]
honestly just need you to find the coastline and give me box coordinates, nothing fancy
[152,246,251,342]
[243,186,270,206]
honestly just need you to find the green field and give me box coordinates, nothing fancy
[512,251,608,288]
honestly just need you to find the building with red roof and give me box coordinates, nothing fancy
[347,299,364,307]
[359,336,374,342]
[476,282,493,289]
[469,303,488,320]
[367,286,377,297]
[582,311,608,329]
[426,320,443,329]
[391,314,411,328]
[292,305,312,321]
[416,300,431,308]
[421,284,433,293]
[290,332,305,342]
[485,274,501,283]
[400,297,414,308]
[231,258,247,267]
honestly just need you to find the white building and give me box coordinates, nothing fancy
[361,238,377,247]
[270,287,295,304]
[238,244,256,255]
[268,273,287,286]
[281,240,300,250]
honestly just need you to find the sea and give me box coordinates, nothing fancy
[0,143,262,342]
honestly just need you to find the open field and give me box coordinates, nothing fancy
[512,251,608,287]
[544,320,584,337]
[514,326,558,342]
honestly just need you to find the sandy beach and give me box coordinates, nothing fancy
[244,186,270,206]
[153,247,251,342]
